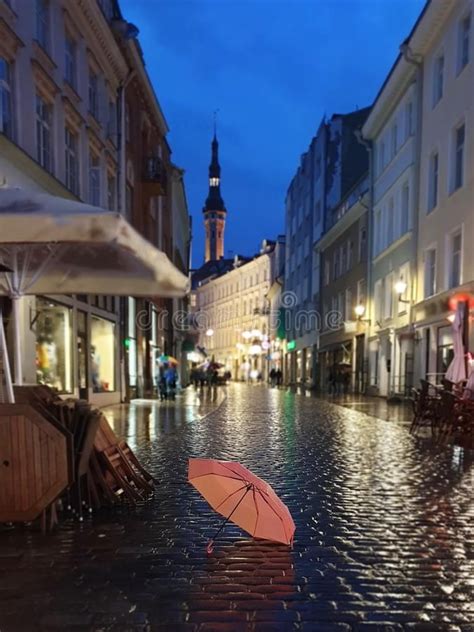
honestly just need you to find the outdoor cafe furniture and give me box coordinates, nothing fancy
[410,379,474,447]
[0,385,154,531]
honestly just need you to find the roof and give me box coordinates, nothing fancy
[191,259,235,289]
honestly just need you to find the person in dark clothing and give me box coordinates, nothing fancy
[269,368,276,387]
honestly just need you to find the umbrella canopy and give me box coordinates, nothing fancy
[0,187,189,400]
[445,303,467,384]
[158,354,179,365]
[0,187,189,298]
[188,458,295,549]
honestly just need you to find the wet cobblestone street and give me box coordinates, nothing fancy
[0,384,473,632]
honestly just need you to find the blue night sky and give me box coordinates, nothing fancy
[120,0,425,268]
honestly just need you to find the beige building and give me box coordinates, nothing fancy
[362,36,420,398]
[194,238,285,379]
[0,0,189,405]
[413,0,474,383]
[0,0,128,405]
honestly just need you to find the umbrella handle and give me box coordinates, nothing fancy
[207,484,252,552]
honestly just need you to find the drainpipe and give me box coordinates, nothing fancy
[116,70,135,215]
[400,42,423,389]
[355,130,373,394]
[115,69,135,403]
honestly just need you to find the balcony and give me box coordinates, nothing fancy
[143,156,167,195]
[328,175,369,230]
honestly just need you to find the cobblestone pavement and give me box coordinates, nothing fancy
[1,384,473,632]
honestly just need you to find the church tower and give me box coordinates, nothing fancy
[203,130,226,262]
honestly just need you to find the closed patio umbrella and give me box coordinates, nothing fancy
[0,187,190,401]
[445,302,467,385]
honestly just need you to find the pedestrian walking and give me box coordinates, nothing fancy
[269,368,276,387]
[165,364,177,400]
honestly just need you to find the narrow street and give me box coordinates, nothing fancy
[1,384,473,632]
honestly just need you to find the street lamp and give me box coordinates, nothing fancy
[354,303,371,324]
[394,279,410,304]
[206,328,214,337]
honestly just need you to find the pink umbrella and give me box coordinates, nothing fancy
[445,303,467,384]
[188,458,295,552]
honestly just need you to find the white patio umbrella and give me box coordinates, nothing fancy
[0,187,190,402]
[445,302,467,385]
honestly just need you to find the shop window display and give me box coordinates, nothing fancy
[91,316,115,392]
[36,298,72,393]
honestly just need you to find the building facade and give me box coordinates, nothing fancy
[0,0,189,404]
[362,47,421,397]
[413,0,474,384]
[284,108,370,388]
[316,178,369,394]
[194,238,285,380]
[0,0,129,405]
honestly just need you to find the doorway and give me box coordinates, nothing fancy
[77,311,88,400]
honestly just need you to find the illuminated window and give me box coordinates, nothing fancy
[209,177,220,186]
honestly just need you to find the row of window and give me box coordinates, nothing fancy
[427,122,465,213]
[373,263,410,323]
[322,278,366,327]
[373,182,410,257]
[200,273,269,305]
[35,0,117,128]
[0,48,117,205]
[322,226,367,286]
[375,100,414,178]
[424,229,462,299]
[432,12,471,108]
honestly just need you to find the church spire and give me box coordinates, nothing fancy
[203,116,227,262]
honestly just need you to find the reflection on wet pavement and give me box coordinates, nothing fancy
[0,383,473,631]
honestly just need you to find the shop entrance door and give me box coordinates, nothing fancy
[77,311,88,400]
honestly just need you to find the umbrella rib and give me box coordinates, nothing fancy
[22,244,59,293]
[215,483,250,511]
[256,488,291,544]
[190,472,245,483]
[219,462,254,482]
[252,486,260,536]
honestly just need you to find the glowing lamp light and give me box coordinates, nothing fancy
[354,304,366,318]
[205,328,214,337]
[249,344,262,355]
[395,279,408,296]
[448,292,474,310]
[447,314,456,323]
[242,330,252,340]
[251,329,262,338]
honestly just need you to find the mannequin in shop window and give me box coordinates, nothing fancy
[91,345,101,392]
[36,316,59,389]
